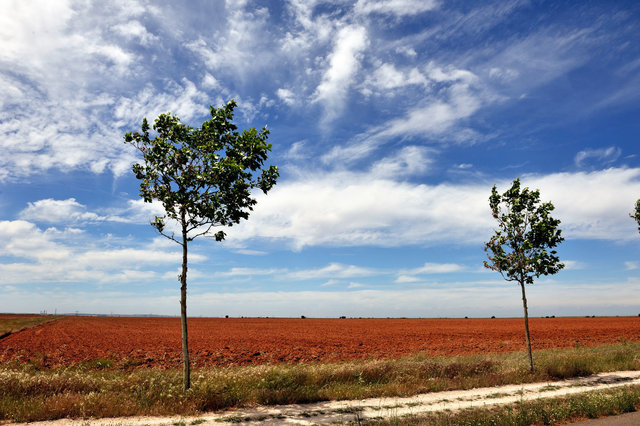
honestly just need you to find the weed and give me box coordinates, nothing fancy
[364,385,640,425]
[1,341,640,422]
[486,392,510,399]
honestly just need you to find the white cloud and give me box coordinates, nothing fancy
[395,263,465,283]
[314,25,368,123]
[488,67,519,82]
[375,81,480,138]
[354,0,439,17]
[226,170,493,250]
[395,46,417,57]
[107,199,166,225]
[218,267,285,277]
[625,261,638,271]
[0,219,198,285]
[479,28,594,100]
[362,63,429,94]
[281,0,336,54]
[233,249,268,256]
[322,64,484,165]
[19,198,105,224]
[575,146,621,168]
[0,220,73,262]
[284,263,377,281]
[97,168,640,252]
[0,1,184,180]
[17,198,167,228]
[212,263,378,282]
[225,167,640,249]
[529,168,640,241]
[409,262,465,274]
[370,146,435,178]
[185,4,273,80]
[202,73,222,90]
[276,88,296,106]
[285,141,308,160]
[561,260,586,270]
[320,137,380,167]
[395,275,421,283]
[112,20,157,46]
[114,78,209,126]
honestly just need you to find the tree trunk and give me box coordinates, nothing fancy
[180,218,191,391]
[520,281,534,372]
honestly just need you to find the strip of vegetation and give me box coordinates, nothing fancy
[364,384,640,425]
[1,342,639,422]
[0,315,59,338]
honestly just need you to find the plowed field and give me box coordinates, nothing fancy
[1,316,639,369]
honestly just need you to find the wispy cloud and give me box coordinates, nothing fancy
[284,263,378,281]
[314,25,368,123]
[395,262,465,283]
[322,64,486,166]
[575,146,621,168]
[315,25,368,121]
[185,4,273,80]
[370,146,435,178]
[354,0,439,17]
[562,260,587,271]
[407,262,465,274]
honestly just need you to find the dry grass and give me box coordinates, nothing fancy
[1,341,639,422]
[0,315,58,337]
[366,385,640,425]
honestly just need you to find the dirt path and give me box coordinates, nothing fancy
[9,370,640,425]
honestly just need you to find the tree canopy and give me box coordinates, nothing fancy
[125,100,279,243]
[484,178,564,284]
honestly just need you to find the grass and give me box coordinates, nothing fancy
[1,341,639,422]
[364,385,640,425]
[0,315,59,336]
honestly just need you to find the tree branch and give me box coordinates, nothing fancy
[157,229,183,246]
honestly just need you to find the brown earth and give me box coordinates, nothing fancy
[0,316,639,369]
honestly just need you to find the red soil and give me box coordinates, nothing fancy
[1,316,639,369]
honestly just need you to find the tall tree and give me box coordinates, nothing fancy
[631,199,640,233]
[484,178,564,372]
[124,100,279,390]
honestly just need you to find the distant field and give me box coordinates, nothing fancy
[1,316,639,368]
[0,314,58,337]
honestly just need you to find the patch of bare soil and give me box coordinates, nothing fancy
[1,316,639,368]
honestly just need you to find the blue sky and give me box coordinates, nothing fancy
[1,0,639,317]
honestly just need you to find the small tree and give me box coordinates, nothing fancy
[483,178,564,372]
[631,199,640,232]
[124,100,278,390]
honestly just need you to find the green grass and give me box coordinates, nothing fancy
[0,315,59,336]
[364,385,640,425]
[1,341,639,422]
